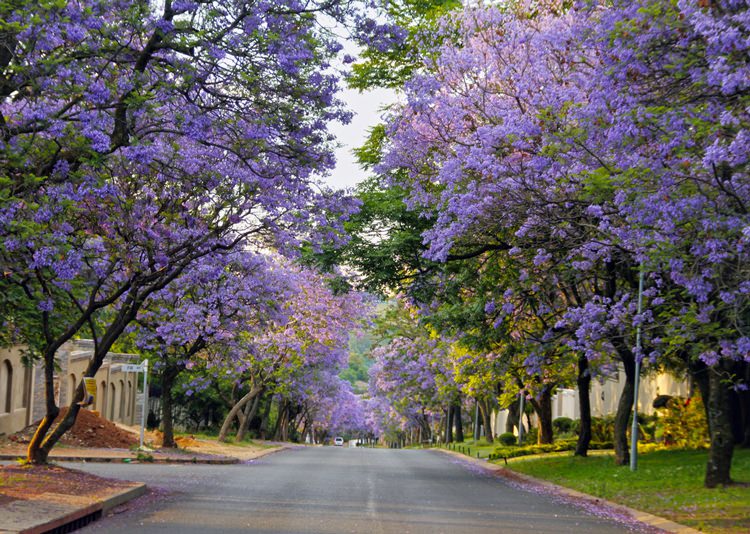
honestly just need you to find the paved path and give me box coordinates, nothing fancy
[73,447,652,533]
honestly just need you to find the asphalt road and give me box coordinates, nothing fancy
[72,447,650,533]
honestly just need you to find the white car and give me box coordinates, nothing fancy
[334,437,344,446]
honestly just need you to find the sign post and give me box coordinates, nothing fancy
[139,359,148,450]
[120,360,149,450]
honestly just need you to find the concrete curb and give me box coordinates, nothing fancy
[1,483,147,534]
[100,483,148,514]
[0,453,239,465]
[241,444,292,461]
[432,448,701,534]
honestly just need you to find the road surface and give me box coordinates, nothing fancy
[74,447,652,533]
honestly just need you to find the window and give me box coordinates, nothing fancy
[2,360,12,413]
[22,365,32,408]
[98,381,106,413]
[118,380,125,419]
[109,383,116,420]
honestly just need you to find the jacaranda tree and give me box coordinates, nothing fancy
[0,0,383,464]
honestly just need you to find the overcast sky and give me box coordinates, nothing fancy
[324,86,398,191]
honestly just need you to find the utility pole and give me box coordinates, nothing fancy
[517,391,525,446]
[474,400,480,441]
[630,265,645,471]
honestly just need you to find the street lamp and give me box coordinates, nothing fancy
[630,264,645,471]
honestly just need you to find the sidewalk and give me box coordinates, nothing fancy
[0,445,239,464]
[432,448,701,534]
[0,442,287,533]
[0,464,146,534]
[0,441,288,464]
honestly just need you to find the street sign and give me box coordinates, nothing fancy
[121,364,144,373]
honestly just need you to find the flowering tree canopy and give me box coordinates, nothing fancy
[371,0,748,485]
[0,0,387,463]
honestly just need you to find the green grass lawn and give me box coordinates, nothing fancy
[500,448,750,533]
[440,438,497,459]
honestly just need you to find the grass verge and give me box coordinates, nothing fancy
[439,438,497,459]
[499,448,750,533]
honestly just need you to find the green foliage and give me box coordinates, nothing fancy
[135,451,154,462]
[552,417,574,434]
[657,396,709,448]
[498,432,517,446]
[574,415,615,442]
[300,174,438,300]
[489,439,614,460]
[341,333,374,395]
[523,426,539,445]
[348,0,462,91]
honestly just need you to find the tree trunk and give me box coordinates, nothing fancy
[454,401,464,442]
[613,347,636,466]
[235,389,263,442]
[259,396,273,439]
[575,354,592,457]
[479,399,494,443]
[26,348,63,464]
[705,362,734,487]
[446,405,454,443]
[535,385,554,444]
[419,410,431,443]
[741,362,750,448]
[161,363,179,448]
[539,387,554,445]
[506,399,519,434]
[218,384,263,442]
[728,361,749,447]
[274,399,289,441]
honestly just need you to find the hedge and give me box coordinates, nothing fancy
[488,439,614,461]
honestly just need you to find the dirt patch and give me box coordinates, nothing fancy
[180,438,281,460]
[9,408,139,449]
[0,464,136,500]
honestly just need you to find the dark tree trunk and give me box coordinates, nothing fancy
[274,399,289,441]
[741,362,750,448]
[235,388,263,442]
[689,357,711,422]
[534,385,554,445]
[705,362,735,487]
[258,396,273,439]
[575,355,592,457]
[479,399,494,443]
[218,384,263,442]
[161,363,179,448]
[420,411,432,443]
[454,401,464,442]
[506,399,519,434]
[727,361,749,447]
[613,346,636,466]
[446,405,454,443]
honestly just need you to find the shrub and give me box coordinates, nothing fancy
[553,417,574,434]
[523,427,538,445]
[589,415,615,442]
[498,432,517,446]
[657,395,709,448]
[489,439,614,461]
